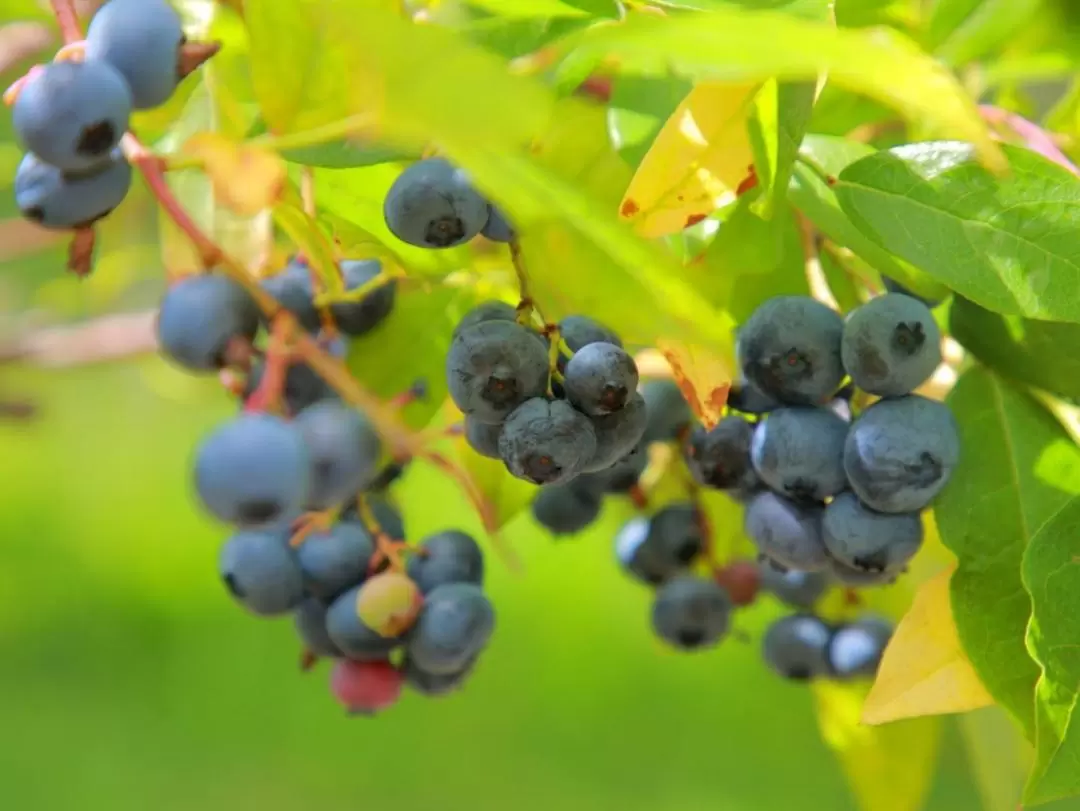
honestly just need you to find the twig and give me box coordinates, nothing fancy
[1,309,158,367]
[50,0,81,42]
[796,214,840,312]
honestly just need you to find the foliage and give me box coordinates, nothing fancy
[4,0,1080,809]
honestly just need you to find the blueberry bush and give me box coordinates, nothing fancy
[4,0,1080,809]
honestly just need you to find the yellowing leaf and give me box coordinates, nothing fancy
[620,80,759,238]
[183,133,286,216]
[814,680,942,811]
[862,565,994,726]
[656,338,733,429]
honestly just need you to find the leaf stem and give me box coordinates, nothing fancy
[795,152,837,188]
[247,114,376,153]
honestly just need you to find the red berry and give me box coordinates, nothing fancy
[329,659,404,715]
[714,559,761,607]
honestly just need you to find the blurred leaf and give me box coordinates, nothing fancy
[183,133,285,216]
[788,135,950,303]
[818,245,861,313]
[927,0,1043,66]
[814,679,942,811]
[958,707,1034,811]
[656,340,731,429]
[753,78,819,216]
[936,367,1080,739]
[554,7,1005,170]
[282,141,414,168]
[1021,496,1080,805]
[835,142,1080,322]
[950,296,1080,401]
[452,430,536,531]
[619,80,760,238]
[607,75,695,169]
[346,284,478,430]
[463,0,593,17]
[862,566,994,725]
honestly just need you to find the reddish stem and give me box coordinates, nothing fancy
[50,0,81,42]
[244,315,292,413]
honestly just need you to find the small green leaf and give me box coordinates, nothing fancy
[950,296,1080,401]
[455,434,537,531]
[756,79,818,216]
[272,203,343,295]
[283,141,414,169]
[788,135,949,303]
[835,142,1080,322]
[936,367,1080,739]
[927,0,1043,66]
[345,285,478,429]
[1021,496,1080,806]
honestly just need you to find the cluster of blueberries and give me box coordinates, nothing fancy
[10,0,196,230]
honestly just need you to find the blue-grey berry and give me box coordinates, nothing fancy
[295,401,383,510]
[651,575,732,651]
[296,521,375,600]
[384,157,488,248]
[758,563,830,609]
[531,483,602,535]
[827,617,893,679]
[565,342,639,416]
[685,415,757,490]
[842,293,942,397]
[220,528,304,615]
[157,273,260,372]
[481,205,514,242]
[751,407,849,502]
[640,379,693,443]
[332,259,396,336]
[583,392,648,472]
[744,491,828,571]
[405,583,496,675]
[822,492,923,574]
[616,505,703,585]
[498,398,597,485]
[326,585,402,660]
[762,613,834,680]
[294,597,343,658]
[407,530,484,593]
[16,150,132,229]
[464,416,502,459]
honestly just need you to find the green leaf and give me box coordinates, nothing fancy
[607,75,694,169]
[283,140,413,169]
[756,79,819,216]
[1021,496,1080,805]
[936,367,1080,739]
[835,141,1080,322]
[927,0,1043,66]
[813,679,942,811]
[552,6,1005,169]
[950,296,1080,401]
[345,284,478,429]
[462,0,594,17]
[788,135,950,302]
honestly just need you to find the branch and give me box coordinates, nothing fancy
[2,309,157,367]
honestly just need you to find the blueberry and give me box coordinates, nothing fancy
[843,395,959,513]
[640,379,693,443]
[576,438,648,494]
[464,416,502,459]
[762,614,834,681]
[451,301,518,340]
[564,342,639,416]
[882,275,944,309]
[13,60,131,172]
[558,315,622,353]
[15,150,132,229]
[750,407,848,502]
[531,483,602,535]
[407,530,485,593]
[85,0,185,110]
[737,296,844,405]
[498,398,597,485]
[295,401,383,510]
[326,585,403,660]
[727,374,782,415]
[157,274,260,373]
[826,555,900,587]
[446,320,550,424]
[194,413,310,527]
[405,583,496,675]
[758,563,830,609]
[219,528,304,615]
[260,258,320,332]
[294,597,343,658]
[842,294,942,397]
[366,459,408,493]
[615,504,704,585]
[827,616,893,678]
[583,392,648,473]
[833,617,893,678]
[685,415,757,490]
[744,491,827,571]
[402,654,479,697]
[332,259,397,336]
[244,359,338,414]
[384,157,488,248]
[296,520,376,600]
[651,575,732,651]
[822,492,922,574]
[481,205,515,243]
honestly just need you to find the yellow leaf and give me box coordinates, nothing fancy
[814,680,942,811]
[620,80,759,238]
[656,338,733,429]
[862,565,994,725]
[183,132,286,216]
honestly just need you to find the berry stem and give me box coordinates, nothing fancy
[49,0,81,43]
[509,238,546,324]
[312,268,403,307]
[796,213,839,312]
[356,496,407,573]
[247,114,376,154]
[243,314,293,413]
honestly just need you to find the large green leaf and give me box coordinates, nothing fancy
[835,141,1080,322]
[926,0,1044,66]
[753,79,819,217]
[936,367,1080,739]
[1022,496,1080,806]
[345,284,478,429]
[788,135,950,302]
[950,296,1080,401]
[551,6,1004,168]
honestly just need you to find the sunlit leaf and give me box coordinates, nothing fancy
[183,132,286,216]
[619,80,760,238]
[862,565,994,726]
[656,339,732,429]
